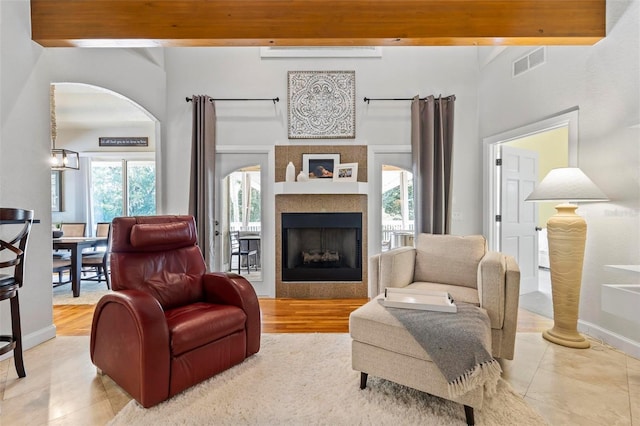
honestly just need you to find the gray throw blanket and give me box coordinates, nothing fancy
[380,300,502,398]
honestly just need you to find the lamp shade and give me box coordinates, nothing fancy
[525,167,608,202]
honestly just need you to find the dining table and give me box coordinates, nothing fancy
[53,236,107,297]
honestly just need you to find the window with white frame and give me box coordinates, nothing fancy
[90,159,156,232]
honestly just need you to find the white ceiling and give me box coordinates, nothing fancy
[53,83,154,129]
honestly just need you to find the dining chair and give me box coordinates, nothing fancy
[52,258,72,287]
[82,222,110,256]
[54,222,87,259]
[0,207,34,378]
[60,222,86,237]
[229,231,258,274]
[82,224,111,289]
[95,222,110,238]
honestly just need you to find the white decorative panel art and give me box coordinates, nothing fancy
[287,71,356,139]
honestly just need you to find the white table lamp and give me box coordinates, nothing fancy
[525,167,608,348]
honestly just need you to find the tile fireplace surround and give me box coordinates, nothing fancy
[275,145,368,298]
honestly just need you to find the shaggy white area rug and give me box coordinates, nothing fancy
[110,333,546,425]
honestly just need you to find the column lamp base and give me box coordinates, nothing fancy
[543,328,590,349]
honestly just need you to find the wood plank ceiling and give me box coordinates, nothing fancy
[31,0,606,48]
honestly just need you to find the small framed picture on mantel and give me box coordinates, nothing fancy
[333,163,358,182]
[303,154,340,179]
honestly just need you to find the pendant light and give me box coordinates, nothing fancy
[50,84,79,171]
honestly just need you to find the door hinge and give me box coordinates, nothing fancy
[495,158,502,166]
[495,215,502,222]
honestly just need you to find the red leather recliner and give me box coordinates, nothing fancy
[90,215,260,408]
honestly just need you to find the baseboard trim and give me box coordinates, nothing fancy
[0,324,57,362]
[578,320,640,359]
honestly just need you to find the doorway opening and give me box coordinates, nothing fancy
[381,165,414,251]
[50,82,160,230]
[223,166,262,281]
[483,108,578,319]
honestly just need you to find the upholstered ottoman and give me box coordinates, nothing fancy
[349,296,487,425]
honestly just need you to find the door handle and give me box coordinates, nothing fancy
[535,226,542,231]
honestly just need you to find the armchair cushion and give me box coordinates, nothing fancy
[166,303,246,356]
[110,216,206,310]
[130,221,196,250]
[414,234,486,288]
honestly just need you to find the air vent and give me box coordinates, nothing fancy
[512,47,546,77]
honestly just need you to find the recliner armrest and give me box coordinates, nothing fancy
[90,289,170,408]
[202,272,261,356]
[377,247,416,293]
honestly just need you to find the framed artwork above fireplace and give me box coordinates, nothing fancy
[287,70,356,139]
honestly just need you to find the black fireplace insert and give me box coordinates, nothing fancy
[282,212,362,282]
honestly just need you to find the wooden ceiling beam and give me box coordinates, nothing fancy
[30,0,606,48]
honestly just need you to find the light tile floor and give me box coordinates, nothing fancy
[519,268,554,319]
[1,332,638,425]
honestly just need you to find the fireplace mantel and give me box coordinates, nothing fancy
[274,181,368,195]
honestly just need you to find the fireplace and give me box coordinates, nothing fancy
[282,212,362,282]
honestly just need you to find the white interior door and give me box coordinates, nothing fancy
[500,145,539,294]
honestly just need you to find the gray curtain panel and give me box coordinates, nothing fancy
[188,95,216,270]
[411,95,456,235]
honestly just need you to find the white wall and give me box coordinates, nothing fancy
[163,46,482,235]
[1,1,169,353]
[478,1,640,353]
[0,0,56,350]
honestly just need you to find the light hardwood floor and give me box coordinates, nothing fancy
[2,300,638,425]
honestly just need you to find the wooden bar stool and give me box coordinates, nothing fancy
[0,208,34,378]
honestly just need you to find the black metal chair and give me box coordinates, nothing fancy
[229,231,257,274]
[0,208,34,378]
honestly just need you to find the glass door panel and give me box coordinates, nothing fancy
[127,160,156,216]
[91,161,124,225]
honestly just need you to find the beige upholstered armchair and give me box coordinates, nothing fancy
[369,234,520,359]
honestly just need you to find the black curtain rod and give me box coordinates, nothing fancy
[363,97,420,104]
[363,95,454,104]
[186,96,279,104]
